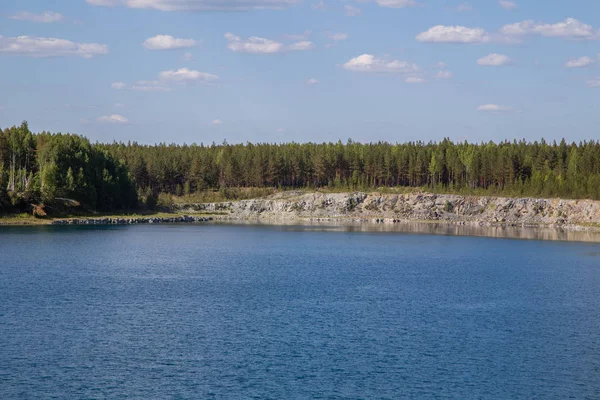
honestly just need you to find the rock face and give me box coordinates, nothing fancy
[174,191,600,228]
[51,216,212,225]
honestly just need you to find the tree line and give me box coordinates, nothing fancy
[103,137,600,200]
[0,122,137,214]
[2,121,600,214]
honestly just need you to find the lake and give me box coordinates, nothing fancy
[1,224,600,399]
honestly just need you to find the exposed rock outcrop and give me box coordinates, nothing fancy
[174,191,600,229]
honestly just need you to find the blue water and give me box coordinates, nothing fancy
[1,224,600,399]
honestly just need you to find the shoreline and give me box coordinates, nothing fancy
[3,190,600,235]
[3,215,600,244]
[2,213,599,232]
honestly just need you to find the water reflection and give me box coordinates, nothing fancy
[214,219,600,243]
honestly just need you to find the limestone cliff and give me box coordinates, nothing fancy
[174,191,600,229]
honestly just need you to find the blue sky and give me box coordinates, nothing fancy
[1,0,600,144]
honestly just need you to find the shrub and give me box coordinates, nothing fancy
[444,200,454,212]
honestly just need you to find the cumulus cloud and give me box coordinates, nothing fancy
[342,54,419,74]
[373,0,416,8]
[435,70,452,79]
[9,11,64,23]
[499,0,517,10]
[477,53,511,66]
[0,35,108,58]
[286,41,315,50]
[225,33,282,53]
[111,82,126,89]
[127,68,218,91]
[477,104,515,112]
[86,0,299,11]
[405,77,425,84]
[225,33,314,53]
[306,78,319,85]
[344,5,361,16]
[500,18,598,39]
[97,114,128,123]
[566,56,595,68]
[416,25,491,43]
[159,67,219,82]
[143,34,196,50]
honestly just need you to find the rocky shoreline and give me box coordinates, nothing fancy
[51,215,212,225]
[7,191,600,231]
[174,191,600,231]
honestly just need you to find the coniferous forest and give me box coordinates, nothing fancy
[2,121,600,214]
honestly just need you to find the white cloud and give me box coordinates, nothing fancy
[344,5,361,16]
[211,119,223,125]
[566,56,595,68]
[501,18,598,39]
[87,0,299,11]
[306,78,319,85]
[499,0,517,10]
[437,61,447,68]
[129,67,218,91]
[477,104,515,112]
[0,35,108,58]
[114,103,126,108]
[143,34,196,50]
[374,0,416,8]
[225,33,314,53]
[456,3,472,12]
[111,82,126,89]
[9,11,64,23]
[286,41,315,51]
[405,77,425,84]
[435,70,452,79]
[97,114,128,123]
[416,25,490,43]
[159,68,219,83]
[586,79,600,88]
[477,53,511,66]
[225,33,283,53]
[183,52,193,61]
[342,54,419,74]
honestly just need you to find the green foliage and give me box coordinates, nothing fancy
[444,200,454,213]
[3,121,600,217]
[0,122,137,214]
[99,137,600,201]
[157,192,173,208]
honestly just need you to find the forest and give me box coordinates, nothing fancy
[2,121,600,215]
